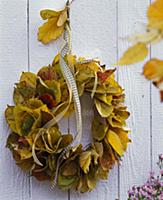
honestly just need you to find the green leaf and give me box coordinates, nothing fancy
[92,118,108,141]
[20,72,37,87]
[21,115,35,136]
[79,151,92,174]
[5,106,17,133]
[58,174,76,189]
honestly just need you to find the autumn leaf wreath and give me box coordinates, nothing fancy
[5,1,130,192]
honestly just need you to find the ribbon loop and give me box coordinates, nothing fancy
[51,1,82,188]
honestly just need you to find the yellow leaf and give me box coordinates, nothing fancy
[112,128,131,151]
[91,149,99,165]
[40,9,62,20]
[5,106,17,133]
[116,43,148,65]
[143,58,163,81]
[38,18,64,44]
[66,54,77,72]
[143,58,163,101]
[118,129,131,151]
[92,118,108,141]
[17,148,32,160]
[106,130,124,156]
[57,10,67,27]
[20,72,37,88]
[147,0,163,30]
[38,9,67,44]
[79,151,91,174]
[52,54,60,65]
[128,28,161,44]
[94,99,113,118]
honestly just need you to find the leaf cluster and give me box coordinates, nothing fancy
[5,54,130,192]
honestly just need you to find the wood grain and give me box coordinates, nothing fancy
[70,1,118,200]
[28,0,69,199]
[0,0,163,200]
[151,40,163,173]
[117,0,151,199]
[0,0,30,200]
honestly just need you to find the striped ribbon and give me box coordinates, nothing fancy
[51,1,82,189]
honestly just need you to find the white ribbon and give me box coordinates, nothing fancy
[51,1,82,189]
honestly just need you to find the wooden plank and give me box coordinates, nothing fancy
[150,0,163,175]
[28,0,69,199]
[151,41,163,172]
[70,0,118,200]
[117,0,151,199]
[0,0,30,200]
[2,1,163,200]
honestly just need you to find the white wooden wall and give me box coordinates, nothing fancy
[0,0,163,199]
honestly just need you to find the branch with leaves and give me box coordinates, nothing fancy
[116,0,163,101]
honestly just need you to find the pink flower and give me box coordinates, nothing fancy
[127,154,163,200]
[159,154,163,161]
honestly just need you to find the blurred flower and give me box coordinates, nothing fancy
[127,154,163,200]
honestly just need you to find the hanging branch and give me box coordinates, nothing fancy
[115,0,163,101]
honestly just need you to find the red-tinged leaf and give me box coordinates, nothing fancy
[32,171,50,181]
[97,69,115,82]
[39,93,56,109]
[18,136,28,146]
[37,66,57,81]
[160,90,163,102]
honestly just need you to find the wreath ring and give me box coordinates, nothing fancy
[5,1,130,193]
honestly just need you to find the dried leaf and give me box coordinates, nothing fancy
[100,145,115,171]
[20,72,37,88]
[107,113,126,128]
[76,67,94,83]
[95,94,112,105]
[46,126,61,147]
[94,99,113,118]
[92,118,108,141]
[62,161,77,177]
[147,0,163,30]
[143,58,163,101]
[38,9,67,44]
[37,66,57,81]
[116,43,148,65]
[143,58,163,81]
[13,82,36,105]
[128,28,162,44]
[95,166,108,180]
[13,151,34,171]
[40,9,62,20]
[97,69,116,82]
[79,151,92,174]
[86,169,97,191]
[111,128,131,151]
[37,78,61,108]
[32,171,50,181]
[21,115,35,136]
[94,142,103,157]
[58,174,77,189]
[6,133,19,149]
[17,148,32,160]
[106,130,124,156]
[91,149,99,165]
[58,134,73,150]
[57,10,67,27]
[5,106,17,133]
